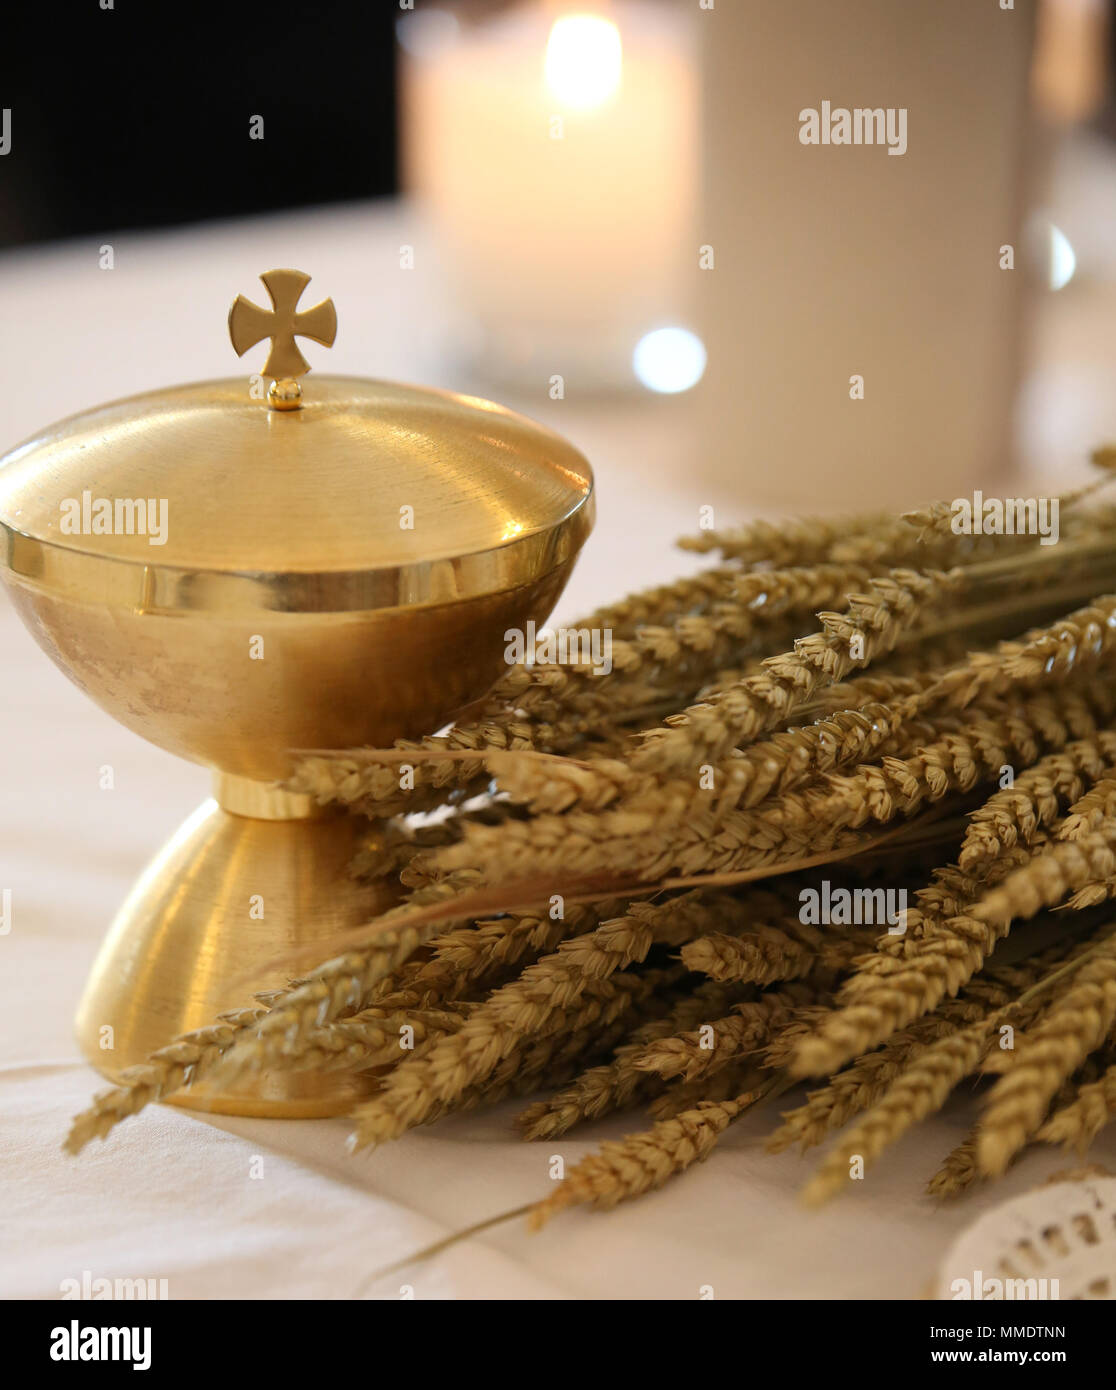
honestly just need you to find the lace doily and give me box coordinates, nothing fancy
[935,1170,1116,1300]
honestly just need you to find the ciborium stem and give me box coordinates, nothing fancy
[74,775,393,1117]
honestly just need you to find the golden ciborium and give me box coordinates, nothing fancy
[0,270,594,1117]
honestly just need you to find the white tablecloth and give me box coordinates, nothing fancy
[3,191,1116,1300]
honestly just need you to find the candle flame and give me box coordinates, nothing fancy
[545,14,623,110]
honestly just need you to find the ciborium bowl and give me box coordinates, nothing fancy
[0,272,594,1116]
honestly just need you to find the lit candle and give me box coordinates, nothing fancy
[400,1,698,391]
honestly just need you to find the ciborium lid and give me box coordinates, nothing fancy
[0,268,594,613]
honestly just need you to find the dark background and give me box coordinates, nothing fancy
[0,0,399,249]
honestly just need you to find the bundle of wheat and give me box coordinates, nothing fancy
[66,453,1116,1233]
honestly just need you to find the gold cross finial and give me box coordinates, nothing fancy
[228,269,337,380]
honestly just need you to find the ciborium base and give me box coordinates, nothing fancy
[74,776,392,1117]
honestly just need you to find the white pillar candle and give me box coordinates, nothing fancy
[695,0,1038,511]
[401,1,699,391]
